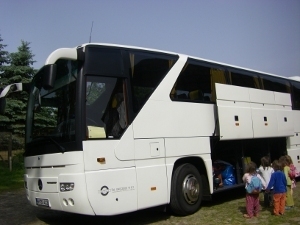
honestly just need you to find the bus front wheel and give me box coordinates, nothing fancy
[170,163,203,216]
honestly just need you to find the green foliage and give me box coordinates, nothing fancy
[0,37,37,149]
[0,34,9,70]
[12,151,24,169]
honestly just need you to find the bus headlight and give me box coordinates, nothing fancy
[60,183,74,192]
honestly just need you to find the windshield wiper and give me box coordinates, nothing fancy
[33,136,65,153]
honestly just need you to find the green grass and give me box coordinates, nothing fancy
[0,152,25,193]
[146,180,300,225]
[0,164,24,193]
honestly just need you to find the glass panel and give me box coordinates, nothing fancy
[291,81,300,110]
[261,75,290,93]
[129,51,178,112]
[84,47,123,76]
[171,61,214,102]
[86,77,127,139]
[230,72,260,89]
[29,60,77,143]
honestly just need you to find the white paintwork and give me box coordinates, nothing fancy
[288,133,300,146]
[249,88,275,104]
[24,151,95,215]
[217,100,253,139]
[251,103,278,138]
[134,138,168,210]
[216,83,294,140]
[114,125,135,160]
[165,137,211,157]
[276,105,294,137]
[0,83,23,98]
[216,84,250,102]
[274,92,292,106]
[292,111,300,132]
[151,55,187,101]
[85,167,137,215]
[45,48,77,65]
[133,100,216,139]
[287,111,300,147]
[82,139,134,171]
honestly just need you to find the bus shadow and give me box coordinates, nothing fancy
[202,186,246,207]
[36,206,170,225]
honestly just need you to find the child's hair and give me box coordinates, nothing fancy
[246,161,257,174]
[272,160,282,171]
[279,156,288,167]
[285,155,293,165]
[261,156,271,170]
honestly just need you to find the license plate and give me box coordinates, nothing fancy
[36,198,50,207]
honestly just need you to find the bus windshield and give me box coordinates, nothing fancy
[26,59,78,147]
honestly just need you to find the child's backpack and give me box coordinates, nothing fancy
[246,175,262,194]
[288,164,299,179]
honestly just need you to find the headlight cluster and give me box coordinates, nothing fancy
[60,183,74,192]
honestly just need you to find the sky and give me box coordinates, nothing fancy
[0,0,299,78]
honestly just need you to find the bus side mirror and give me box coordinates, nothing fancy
[0,83,29,114]
[0,97,6,115]
[42,64,57,90]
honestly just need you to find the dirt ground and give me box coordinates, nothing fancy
[1,182,300,225]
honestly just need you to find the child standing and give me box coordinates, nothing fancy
[258,156,274,207]
[279,156,294,210]
[242,161,266,218]
[285,155,299,196]
[266,160,287,216]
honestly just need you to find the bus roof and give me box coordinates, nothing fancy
[76,43,299,82]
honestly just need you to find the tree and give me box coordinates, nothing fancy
[0,40,36,149]
[0,34,10,150]
[0,34,9,79]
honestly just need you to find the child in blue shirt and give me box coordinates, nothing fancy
[266,160,287,216]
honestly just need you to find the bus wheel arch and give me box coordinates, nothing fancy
[169,163,203,216]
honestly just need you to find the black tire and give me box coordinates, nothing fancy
[170,163,203,216]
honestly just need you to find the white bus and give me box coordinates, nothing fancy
[0,43,300,216]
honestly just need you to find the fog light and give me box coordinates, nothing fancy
[68,198,75,206]
[63,198,68,206]
[60,183,74,192]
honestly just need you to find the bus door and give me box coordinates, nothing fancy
[83,76,137,215]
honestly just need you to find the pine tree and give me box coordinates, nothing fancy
[0,34,9,81]
[0,34,11,151]
[0,35,10,130]
[0,40,36,149]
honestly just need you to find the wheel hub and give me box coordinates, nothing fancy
[182,174,200,204]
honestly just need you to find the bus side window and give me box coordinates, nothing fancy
[171,59,215,103]
[104,80,128,138]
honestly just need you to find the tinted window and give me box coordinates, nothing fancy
[30,60,77,142]
[171,60,226,103]
[260,75,290,93]
[128,51,178,112]
[230,71,260,89]
[291,81,300,110]
[84,47,123,76]
[86,76,128,139]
